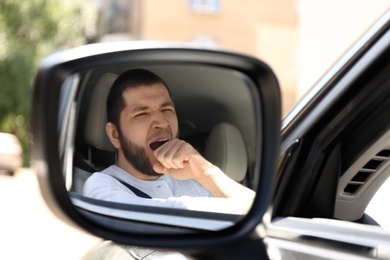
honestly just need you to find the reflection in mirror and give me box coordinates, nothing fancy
[59,64,261,230]
[58,74,80,190]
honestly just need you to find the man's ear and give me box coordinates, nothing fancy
[106,122,121,149]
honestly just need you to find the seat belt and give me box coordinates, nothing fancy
[110,176,152,199]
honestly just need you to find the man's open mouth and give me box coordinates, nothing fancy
[149,139,169,150]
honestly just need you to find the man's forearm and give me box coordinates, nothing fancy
[196,165,255,199]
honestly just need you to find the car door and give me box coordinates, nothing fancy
[267,9,390,259]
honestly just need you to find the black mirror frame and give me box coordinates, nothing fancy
[31,42,281,248]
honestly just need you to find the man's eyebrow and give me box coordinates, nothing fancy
[131,106,149,112]
[131,101,175,112]
[161,101,175,108]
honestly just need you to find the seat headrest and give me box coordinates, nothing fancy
[204,122,248,182]
[84,73,118,151]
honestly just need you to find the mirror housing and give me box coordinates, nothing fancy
[31,42,281,248]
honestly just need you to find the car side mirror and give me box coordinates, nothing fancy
[31,42,281,248]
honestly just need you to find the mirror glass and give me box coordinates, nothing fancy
[58,64,261,231]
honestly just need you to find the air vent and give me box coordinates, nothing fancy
[377,149,390,157]
[343,149,390,195]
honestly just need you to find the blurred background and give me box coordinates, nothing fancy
[0,0,389,167]
[0,1,389,259]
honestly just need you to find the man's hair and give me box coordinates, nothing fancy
[106,68,169,127]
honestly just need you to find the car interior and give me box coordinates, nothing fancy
[66,64,260,198]
[274,48,390,228]
[316,54,390,226]
[267,57,390,258]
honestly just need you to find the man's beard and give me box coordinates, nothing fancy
[118,129,162,178]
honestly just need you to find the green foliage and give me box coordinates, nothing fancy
[0,0,93,166]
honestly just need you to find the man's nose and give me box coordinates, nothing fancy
[151,110,169,128]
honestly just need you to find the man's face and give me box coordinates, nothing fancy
[117,83,178,177]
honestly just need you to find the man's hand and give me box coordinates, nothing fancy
[152,138,255,200]
[152,138,210,181]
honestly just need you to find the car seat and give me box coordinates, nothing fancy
[204,122,248,182]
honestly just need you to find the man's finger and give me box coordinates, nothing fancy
[153,161,169,174]
[154,139,186,169]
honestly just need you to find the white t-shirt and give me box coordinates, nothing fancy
[83,165,211,208]
[83,165,252,214]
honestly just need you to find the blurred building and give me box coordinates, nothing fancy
[93,0,389,115]
[94,0,298,115]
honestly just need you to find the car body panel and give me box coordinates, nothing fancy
[267,217,390,260]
